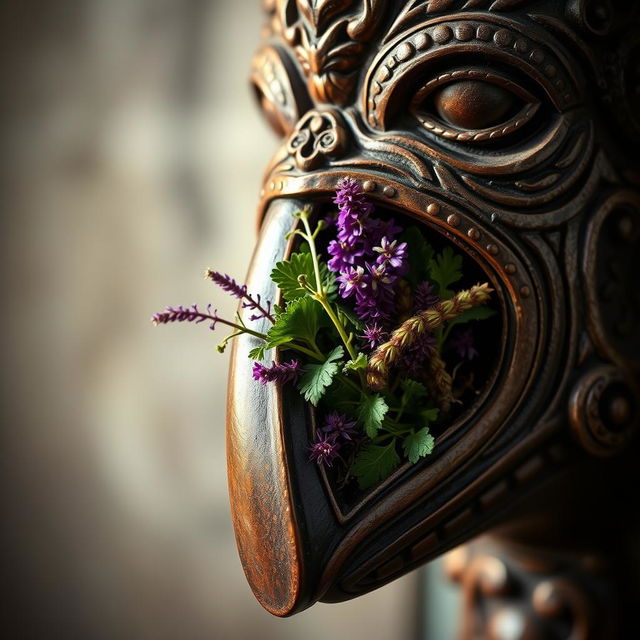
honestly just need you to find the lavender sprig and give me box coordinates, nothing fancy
[152,304,219,329]
[205,270,275,322]
[152,304,267,341]
[252,360,301,385]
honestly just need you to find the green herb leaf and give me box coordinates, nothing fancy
[445,305,496,334]
[420,408,440,424]
[400,380,428,406]
[248,345,266,360]
[352,442,401,489]
[359,394,389,438]
[265,296,325,349]
[336,303,364,332]
[322,267,338,300]
[399,226,434,286]
[402,427,435,464]
[343,352,368,374]
[321,376,360,413]
[429,247,463,298]
[270,252,316,301]
[270,251,337,301]
[298,346,344,406]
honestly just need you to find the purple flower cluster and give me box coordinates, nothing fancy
[328,178,407,325]
[398,332,437,377]
[360,322,388,351]
[252,359,301,385]
[309,411,357,467]
[413,281,438,312]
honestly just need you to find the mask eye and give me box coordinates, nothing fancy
[434,81,515,130]
[410,69,539,143]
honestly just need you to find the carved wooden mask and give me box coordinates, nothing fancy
[227,0,640,616]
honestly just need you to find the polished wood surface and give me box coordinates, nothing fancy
[227,1,640,632]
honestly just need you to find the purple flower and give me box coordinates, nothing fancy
[322,412,357,442]
[205,270,274,321]
[327,239,364,273]
[152,304,218,330]
[373,237,408,270]
[449,328,478,360]
[398,332,437,377]
[309,434,340,467]
[367,263,397,292]
[354,282,395,323]
[328,178,405,327]
[337,265,365,298]
[330,178,374,251]
[368,217,403,245]
[360,322,388,350]
[334,177,374,216]
[252,360,301,385]
[337,209,368,243]
[414,281,438,311]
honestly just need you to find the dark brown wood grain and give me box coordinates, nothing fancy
[227,0,640,633]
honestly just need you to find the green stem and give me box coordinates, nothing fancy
[337,374,363,395]
[298,208,360,366]
[299,210,324,295]
[216,317,267,341]
[316,295,359,362]
[284,342,325,361]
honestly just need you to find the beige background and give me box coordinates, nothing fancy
[0,2,420,638]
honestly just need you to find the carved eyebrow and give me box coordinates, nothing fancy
[362,15,581,129]
[384,0,538,44]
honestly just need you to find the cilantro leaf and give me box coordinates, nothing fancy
[402,427,435,464]
[359,394,389,438]
[248,344,266,360]
[270,251,337,301]
[321,375,360,412]
[322,267,338,300]
[429,247,463,298]
[399,226,434,286]
[420,408,439,424]
[343,352,368,374]
[298,346,344,406]
[400,380,428,406]
[352,442,401,489]
[270,252,315,301]
[265,296,325,349]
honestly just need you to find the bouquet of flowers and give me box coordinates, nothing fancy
[153,178,494,489]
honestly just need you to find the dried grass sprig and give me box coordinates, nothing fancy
[426,352,454,414]
[366,283,493,390]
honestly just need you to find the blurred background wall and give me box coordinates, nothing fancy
[0,1,427,638]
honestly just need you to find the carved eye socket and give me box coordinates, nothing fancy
[433,81,515,130]
[410,70,539,143]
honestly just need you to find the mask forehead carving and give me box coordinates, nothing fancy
[263,0,387,104]
[230,0,640,619]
